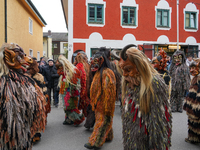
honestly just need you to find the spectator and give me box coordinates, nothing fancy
[51,66,60,107]
[43,59,57,105]
[186,55,194,67]
[167,56,171,70]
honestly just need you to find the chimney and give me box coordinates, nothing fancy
[48,30,51,37]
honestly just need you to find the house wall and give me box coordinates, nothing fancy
[0,0,5,45]
[67,0,200,61]
[43,37,48,56]
[6,0,44,58]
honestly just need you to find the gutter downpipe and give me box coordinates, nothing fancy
[47,37,48,58]
[177,0,179,51]
[5,0,7,42]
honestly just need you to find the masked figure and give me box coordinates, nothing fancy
[56,55,85,125]
[74,52,90,117]
[183,62,200,143]
[27,58,50,142]
[152,48,171,85]
[84,51,116,149]
[117,44,172,150]
[169,50,190,112]
[0,43,46,150]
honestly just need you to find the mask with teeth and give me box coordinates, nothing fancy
[4,43,33,72]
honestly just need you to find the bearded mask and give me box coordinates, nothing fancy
[119,57,140,87]
[190,62,200,76]
[90,53,104,72]
[4,43,33,72]
[55,60,64,76]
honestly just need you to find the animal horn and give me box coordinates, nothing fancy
[111,49,120,61]
[120,44,137,60]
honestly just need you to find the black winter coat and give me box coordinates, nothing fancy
[51,67,60,91]
[43,65,57,88]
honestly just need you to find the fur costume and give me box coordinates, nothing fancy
[0,43,46,150]
[27,59,50,142]
[74,53,90,117]
[56,55,85,125]
[74,52,95,129]
[118,45,172,150]
[152,49,171,85]
[169,50,190,112]
[183,62,200,143]
[28,59,51,115]
[84,51,116,149]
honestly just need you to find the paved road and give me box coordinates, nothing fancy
[33,105,200,150]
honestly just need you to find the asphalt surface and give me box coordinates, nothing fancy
[32,105,200,150]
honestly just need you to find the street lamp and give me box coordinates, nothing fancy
[177,0,179,51]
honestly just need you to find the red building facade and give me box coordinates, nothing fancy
[65,0,200,61]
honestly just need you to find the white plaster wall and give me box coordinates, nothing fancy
[157,35,170,44]
[68,0,74,62]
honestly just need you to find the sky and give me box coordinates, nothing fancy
[31,0,68,33]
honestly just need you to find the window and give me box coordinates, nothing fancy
[63,43,68,49]
[157,9,169,27]
[29,18,33,34]
[54,44,57,48]
[37,52,40,61]
[122,7,136,26]
[185,12,196,29]
[88,4,103,24]
[29,49,33,57]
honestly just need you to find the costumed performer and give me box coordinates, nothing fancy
[183,61,200,143]
[0,43,46,150]
[27,58,50,142]
[56,55,85,125]
[84,51,116,149]
[117,44,172,150]
[74,52,90,117]
[169,50,190,112]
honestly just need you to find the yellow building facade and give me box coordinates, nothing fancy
[43,36,52,58]
[0,0,46,60]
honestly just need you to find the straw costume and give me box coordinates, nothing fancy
[152,48,171,85]
[169,50,190,112]
[0,43,46,150]
[116,44,172,150]
[183,62,200,143]
[27,58,50,142]
[56,55,85,125]
[84,51,116,149]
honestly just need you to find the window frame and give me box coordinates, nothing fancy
[37,51,40,61]
[156,9,169,28]
[54,43,58,48]
[88,3,104,24]
[185,11,197,29]
[122,6,136,26]
[29,18,33,34]
[29,49,33,57]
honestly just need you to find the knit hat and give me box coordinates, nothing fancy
[48,58,54,62]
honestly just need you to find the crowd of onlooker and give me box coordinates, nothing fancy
[37,57,60,107]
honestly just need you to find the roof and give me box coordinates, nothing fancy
[26,0,47,26]
[43,32,68,42]
[61,0,68,29]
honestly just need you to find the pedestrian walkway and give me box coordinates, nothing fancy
[33,106,200,150]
